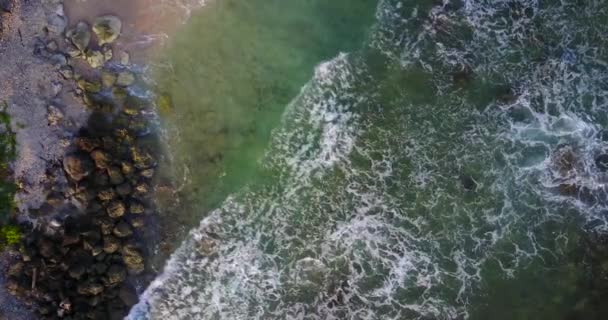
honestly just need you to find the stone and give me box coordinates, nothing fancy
[116,71,135,87]
[106,201,126,218]
[596,154,608,172]
[47,105,64,125]
[103,45,113,62]
[62,233,81,246]
[46,40,58,52]
[68,21,91,51]
[121,162,135,176]
[94,171,110,187]
[103,236,121,254]
[122,245,144,274]
[107,265,126,285]
[113,221,133,238]
[93,15,122,45]
[77,282,104,296]
[91,150,111,169]
[108,166,125,185]
[63,154,94,181]
[116,183,132,196]
[86,50,106,68]
[129,201,145,214]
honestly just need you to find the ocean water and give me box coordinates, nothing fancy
[132,0,608,319]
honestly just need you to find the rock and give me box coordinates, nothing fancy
[116,183,132,196]
[106,201,126,218]
[108,166,125,185]
[95,216,115,235]
[63,154,94,181]
[47,105,64,125]
[69,264,86,279]
[86,50,106,68]
[38,238,57,258]
[107,265,126,285]
[119,284,138,307]
[116,71,135,87]
[596,154,608,172]
[93,150,114,170]
[113,221,133,238]
[68,21,91,51]
[77,282,104,296]
[103,235,121,254]
[98,188,116,201]
[122,245,144,274]
[129,201,145,214]
[93,15,122,45]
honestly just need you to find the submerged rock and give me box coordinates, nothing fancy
[93,15,122,45]
[86,50,106,68]
[116,71,135,87]
[595,154,608,172]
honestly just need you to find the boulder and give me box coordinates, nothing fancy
[69,264,86,279]
[47,105,64,125]
[93,15,122,45]
[90,150,111,169]
[116,183,132,196]
[86,50,106,68]
[103,236,121,254]
[113,221,133,238]
[77,281,104,296]
[108,166,125,185]
[98,188,116,201]
[129,201,145,214]
[106,201,126,218]
[95,216,115,235]
[63,154,94,181]
[77,137,102,152]
[68,21,91,51]
[140,168,155,179]
[119,284,138,307]
[122,245,144,274]
[107,265,126,285]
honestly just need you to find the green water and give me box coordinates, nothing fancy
[135,0,608,319]
[155,0,377,226]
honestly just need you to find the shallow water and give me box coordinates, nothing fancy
[133,0,608,319]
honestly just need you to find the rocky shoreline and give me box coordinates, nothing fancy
[1,0,164,318]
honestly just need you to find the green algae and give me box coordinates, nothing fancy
[0,101,16,224]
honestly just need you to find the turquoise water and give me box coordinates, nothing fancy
[133,0,608,319]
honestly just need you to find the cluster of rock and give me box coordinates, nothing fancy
[4,6,162,320]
